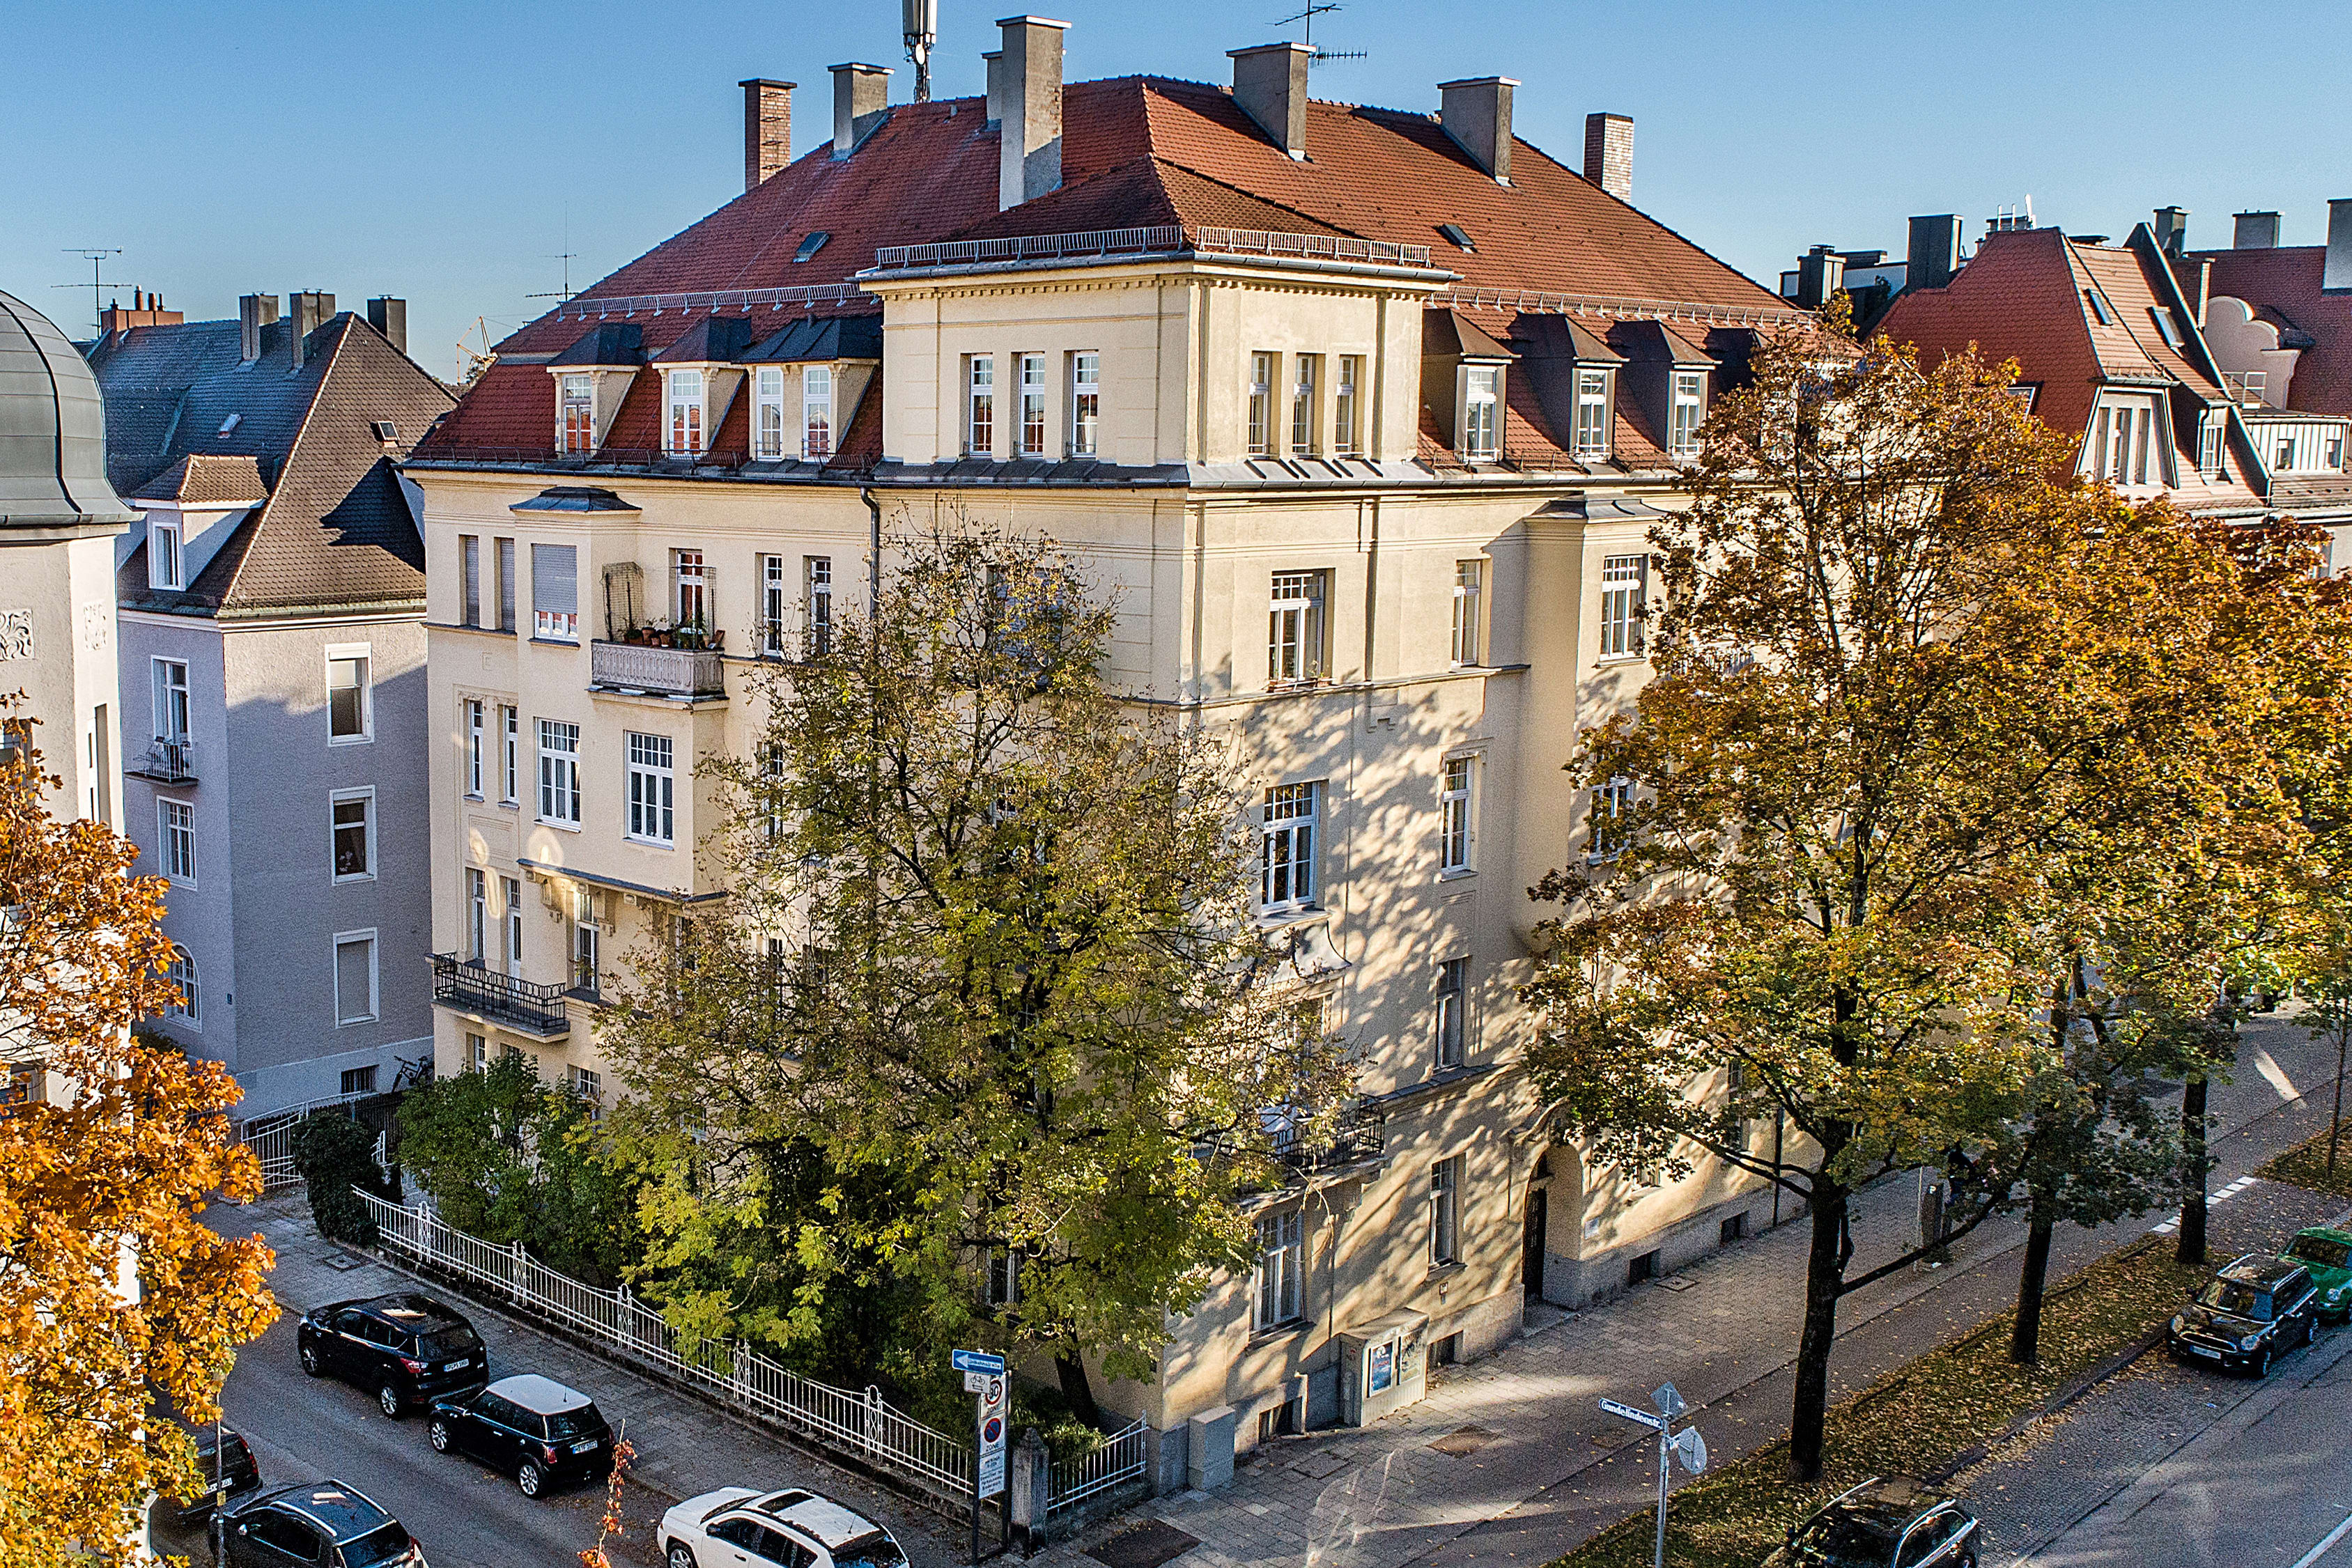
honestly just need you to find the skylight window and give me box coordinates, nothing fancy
[792,231,832,263]
[372,420,399,442]
[217,413,241,436]
[1437,223,1477,254]
[2084,288,2116,327]
[2150,308,2183,349]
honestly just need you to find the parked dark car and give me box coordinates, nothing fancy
[1764,1476,1979,1567]
[2169,1253,2319,1376]
[212,1480,425,1567]
[427,1373,614,1498]
[296,1292,488,1418]
[171,1422,262,1519]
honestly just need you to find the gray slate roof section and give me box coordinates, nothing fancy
[0,288,136,528]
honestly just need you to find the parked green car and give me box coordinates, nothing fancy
[2281,1227,2352,1324]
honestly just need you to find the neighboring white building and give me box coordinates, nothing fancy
[88,292,455,1115]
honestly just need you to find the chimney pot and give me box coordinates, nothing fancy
[998,16,1068,210]
[1584,112,1634,203]
[2234,210,2281,250]
[1229,42,1310,162]
[740,79,795,191]
[366,297,408,357]
[829,63,892,157]
[239,293,280,363]
[2152,205,2190,260]
[2326,199,2352,292]
[288,291,334,369]
[1904,215,1963,293]
[1438,76,1517,183]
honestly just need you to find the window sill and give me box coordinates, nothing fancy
[1437,867,1476,883]
[1248,1319,1310,1346]
[1594,654,1646,667]
[332,874,378,886]
[327,735,374,747]
[1427,1259,1467,1280]
[536,819,583,834]
[497,800,520,812]
[464,793,486,804]
[1255,905,1324,931]
[529,637,582,649]
[623,836,675,851]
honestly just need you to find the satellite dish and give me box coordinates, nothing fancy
[1671,1426,1708,1475]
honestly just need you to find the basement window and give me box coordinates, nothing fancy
[1437,222,1477,253]
[792,231,831,263]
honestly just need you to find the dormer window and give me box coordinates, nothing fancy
[1575,369,1612,459]
[2199,411,2224,478]
[149,516,184,591]
[666,368,705,456]
[1669,372,1704,460]
[754,368,786,459]
[561,375,596,453]
[803,366,833,459]
[1460,366,1500,460]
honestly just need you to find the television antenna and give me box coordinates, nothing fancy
[525,251,580,304]
[55,247,124,337]
[1272,2,1366,65]
[904,0,938,102]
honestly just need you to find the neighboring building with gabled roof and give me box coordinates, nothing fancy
[405,20,1807,1473]
[88,292,454,1117]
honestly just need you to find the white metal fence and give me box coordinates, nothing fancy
[1048,1418,1150,1516]
[235,1092,371,1192]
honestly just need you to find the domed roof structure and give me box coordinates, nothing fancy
[0,288,135,529]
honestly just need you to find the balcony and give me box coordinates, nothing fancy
[130,737,197,785]
[590,639,725,699]
[431,954,571,1037]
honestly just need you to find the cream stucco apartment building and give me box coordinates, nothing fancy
[403,20,1811,1476]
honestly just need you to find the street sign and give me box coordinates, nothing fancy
[1599,1397,1665,1430]
[963,1370,988,1393]
[1671,1427,1708,1475]
[952,1348,1007,1375]
[1650,1381,1687,1420]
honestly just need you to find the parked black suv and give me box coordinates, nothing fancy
[2169,1253,2320,1376]
[296,1292,488,1418]
[428,1373,614,1498]
[212,1480,426,1567]
[1765,1477,1979,1567]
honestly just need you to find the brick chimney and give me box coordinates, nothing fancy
[2152,205,2190,260]
[830,63,891,157]
[240,293,280,363]
[741,79,794,190]
[2234,211,2280,250]
[98,290,184,335]
[1229,42,1309,162]
[366,297,408,357]
[289,291,334,368]
[1439,76,1516,183]
[2327,199,2352,293]
[998,16,1067,209]
[1584,112,1633,203]
[1905,215,1963,292]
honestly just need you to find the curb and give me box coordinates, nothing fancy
[1926,1322,2168,1486]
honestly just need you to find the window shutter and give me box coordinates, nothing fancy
[336,938,373,1023]
[532,544,578,617]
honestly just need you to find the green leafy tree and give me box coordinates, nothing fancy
[291,1110,392,1248]
[601,522,1352,1422]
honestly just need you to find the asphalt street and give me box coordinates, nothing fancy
[150,1313,662,1568]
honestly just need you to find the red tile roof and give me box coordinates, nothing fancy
[418,73,1782,460]
[2195,245,2352,416]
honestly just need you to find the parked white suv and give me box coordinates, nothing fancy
[660,1487,908,1568]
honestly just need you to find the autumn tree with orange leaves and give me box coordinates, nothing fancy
[0,720,277,1566]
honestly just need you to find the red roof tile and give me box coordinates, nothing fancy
[2195,245,2352,415]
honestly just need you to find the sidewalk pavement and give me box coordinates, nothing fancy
[1036,1007,2346,1568]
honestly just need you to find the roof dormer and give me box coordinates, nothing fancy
[546,323,647,456]
[741,316,883,464]
[1512,314,1626,466]
[1421,310,1514,463]
[650,316,761,459]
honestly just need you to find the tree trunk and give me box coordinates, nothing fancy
[2009,1185,2056,1365]
[1788,1180,1848,1482]
[2177,1073,2209,1267]
[1055,1351,1104,1429]
[2330,1022,2347,1180]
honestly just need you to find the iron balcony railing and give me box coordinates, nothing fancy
[431,954,571,1037]
[136,737,196,784]
[1277,1099,1388,1175]
[869,224,1434,273]
[590,639,727,699]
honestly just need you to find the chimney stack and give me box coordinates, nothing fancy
[366,297,408,357]
[1793,246,1846,309]
[239,293,279,363]
[1905,215,1963,292]
[1439,76,1517,183]
[983,50,1004,125]
[98,293,185,336]
[2152,205,2190,260]
[830,63,891,157]
[2234,210,2280,250]
[1229,42,1310,162]
[289,291,334,368]
[741,79,795,190]
[2326,199,2352,293]
[998,16,1068,210]
[1584,113,1634,203]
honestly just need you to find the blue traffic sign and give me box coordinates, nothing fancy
[952,1348,1007,1374]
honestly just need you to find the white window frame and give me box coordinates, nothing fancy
[966,355,995,456]
[1670,371,1704,460]
[152,657,190,744]
[806,556,833,659]
[674,548,709,631]
[1069,352,1100,456]
[1591,775,1634,860]
[148,515,185,591]
[754,366,787,460]
[466,867,487,962]
[1333,355,1361,456]
[803,364,834,458]
[761,554,788,656]
[464,698,484,798]
[332,929,379,1027]
[1016,352,1048,456]
[467,1032,488,1071]
[987,1248,1021,1308]
[1574,368,1611,458]
[1268,570,1326,685]
[1434,956,1468,1069]
[665,368,706,456]
[500,704,519,804]
[167,946,200,1026]
[502,874,524,977]
[158,796,196,885]
[1260,782,1321,915]
[1451,560,1483,667]
[330,787,376,883]
[2199,411,2224,478]
[570,885,600,993]
[1439,755,1474,874]
[461,534,481,626]
[1291,352,1320,456]
[1248,352,1275,456]
[1460,365,1499,460]
[325,645,373,745]
[537,718,582,828]
[1430,1156,1462,1266]
[625,731,676,846]
[1598,554,1645,660]
[1254,1209,1305,1330]
[561,374,596,454]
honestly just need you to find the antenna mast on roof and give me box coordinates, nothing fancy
[1272,2,1365,65]
[54,247,123,339]
[904,0,938,102]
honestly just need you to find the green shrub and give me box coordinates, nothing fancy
[289,1110,390,1246]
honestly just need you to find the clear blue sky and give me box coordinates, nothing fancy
[7,0,2349,382]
